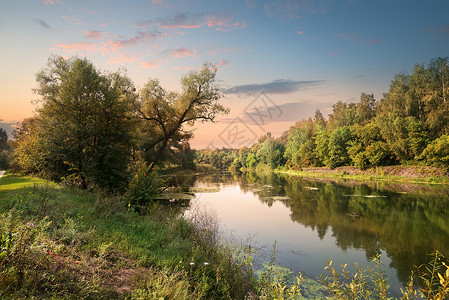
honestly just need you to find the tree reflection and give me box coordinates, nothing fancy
[237,172,449,284]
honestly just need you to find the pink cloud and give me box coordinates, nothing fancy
[62,15,86,25]
[54,42,103,54]
[219,59,229,67]
[138,12,246,32]
[85,30,105,40]
[113,31,161,47]
[42,0,62,4]
[153,13,203,29]
[162,48,197,58]
[109,53,140,65]
[297,30,304,35]
[207,15,247,31]
[140,60,159,69]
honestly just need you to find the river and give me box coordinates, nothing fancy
[179,171,449,297]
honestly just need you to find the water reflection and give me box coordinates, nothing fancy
[234,172,449,284]
[180,171,449,295]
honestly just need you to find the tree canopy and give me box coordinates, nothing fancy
[11,56,229,189]
[134,62,228,170]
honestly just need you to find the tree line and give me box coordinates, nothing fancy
[197,57,449,172]
[10,55,227,191]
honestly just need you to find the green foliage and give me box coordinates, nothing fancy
[255,242,303,299]
[11,118,46,175]
[0,150,11,170]
[229,157,243,173]
[284,119,319,168]
[256,133,285,169]
[0,128,9,151]
[319,252,449,300]
[414,251,449,300]
[21,56,135,190]
[136,62,229,170]
[327,126,352,169]
[320,255,391,300]
[328,101,359,130]
[347,123,391,169]
[126,162,162,207]
[420,135,449,168]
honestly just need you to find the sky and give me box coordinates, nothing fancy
[1,0,448,148]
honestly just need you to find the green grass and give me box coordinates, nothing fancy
[0,174,255,299]
[0,171,50,191]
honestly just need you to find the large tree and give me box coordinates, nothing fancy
[33,56,135,190]
[135,62,228,170]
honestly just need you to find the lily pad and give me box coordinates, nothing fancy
[260,196,291,202]
[304,186,319,191]
[189,187,220,193]
[157,193,196,200]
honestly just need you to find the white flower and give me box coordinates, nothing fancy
[204,262,209,265]
[190,262,194,265]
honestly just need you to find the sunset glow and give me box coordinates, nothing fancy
[1,0,448,147]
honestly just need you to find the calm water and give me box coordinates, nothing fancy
[182,172,449,296]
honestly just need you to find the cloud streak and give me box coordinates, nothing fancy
[42,0,62,4]
[136,12,246,32]
[85,30,105,40]
[224,79,325,95]
[34,18,54,30]
[161,48,197,58]
[264,0,333,19]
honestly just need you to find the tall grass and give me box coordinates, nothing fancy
[0,178,257,299]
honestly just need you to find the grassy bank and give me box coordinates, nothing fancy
[276,165,449,185]
[0,173,255,299]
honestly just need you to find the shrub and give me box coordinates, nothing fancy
[421,135,449,168]
[126,162,162,208]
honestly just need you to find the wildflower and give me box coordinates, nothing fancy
[26,222,36,228]
[204,262,209,265]
[190,262,194,265]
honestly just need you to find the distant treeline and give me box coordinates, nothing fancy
[197,57,449,172]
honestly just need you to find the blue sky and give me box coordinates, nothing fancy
[1,0,448,148]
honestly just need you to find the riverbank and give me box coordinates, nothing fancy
[0,173,255,299]
[277,165,449,185]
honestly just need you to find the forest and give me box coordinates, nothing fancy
[197,57,449,173]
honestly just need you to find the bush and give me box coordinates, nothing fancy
[126,162,162,208]
[421,135,449,168]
